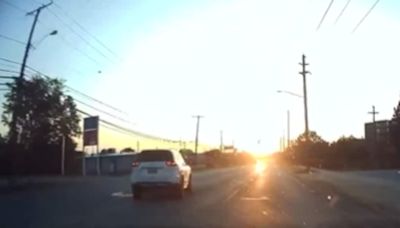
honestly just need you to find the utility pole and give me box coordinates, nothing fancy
[61,135,66,175]
[299,54,310,140]
[192,115,203,155]
[368,105,379,168]
[368,105,379,144]
[136,140,140,152]
[368,105,379,123]
[220,130,224,153]
[9,1,53,143]
[287,110,291,148]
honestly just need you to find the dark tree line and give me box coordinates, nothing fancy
[279,129,400,170]
[0,76,81,175]
[277,99,400,170]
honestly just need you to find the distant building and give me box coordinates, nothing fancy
[365,120,391,146]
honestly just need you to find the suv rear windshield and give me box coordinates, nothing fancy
[138,150,173,162]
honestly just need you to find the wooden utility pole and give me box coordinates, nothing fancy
[192,115,203,154]
[287,110,291,148]
[9,1,53,142]
[220,130,224,153]
[368,105,379,123]
[299,54,310,140]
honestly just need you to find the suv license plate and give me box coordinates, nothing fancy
[147,168,158,174]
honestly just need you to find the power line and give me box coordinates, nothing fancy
[77,109,177,142]
[51,2,120,59]
[30,11,106,69]
[0,56,127,115]
[64,86,127,115]
[25,73,159,141]
[334,0,351,24]
[352,0,380,33]
[0,57,179,143]
[0,62,20,69]
[0,68,20,74]
[35,19,103,67]
[316,0,335,31]
[0,76,17,79]
[0,57,21,66]
[100,122,138,139]
[78,110,143,140]
[31,72,127,115]
[1,0,27,13]
[0,34,26,46]
[45,7,116,64]
[55,30,103,66]
[74,98,132,125]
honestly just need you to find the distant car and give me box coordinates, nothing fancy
[130,149,192,200]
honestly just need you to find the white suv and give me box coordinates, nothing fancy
[130,149,192,199]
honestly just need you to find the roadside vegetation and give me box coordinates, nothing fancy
[0,76,82,175]
[275,99,400,170]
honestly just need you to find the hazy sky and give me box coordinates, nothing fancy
[1,0,400,153]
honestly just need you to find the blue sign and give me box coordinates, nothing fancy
[84,116,99,131]
[83,116,99,146]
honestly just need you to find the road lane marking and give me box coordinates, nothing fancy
[222,174,255,203]
[224,187,241,202]
[111,191,132,198]
[262,210,268,216]
[241,196,270,201]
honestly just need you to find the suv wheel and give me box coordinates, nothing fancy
[186,175,192,193]
[132,185,141,200]
[174,177,184,199]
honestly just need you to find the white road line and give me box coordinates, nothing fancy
[111,191,132,198]
[241,196,270,201]
[223,187,242,203]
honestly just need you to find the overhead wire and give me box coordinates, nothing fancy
[77,109,179,143]
[0,34,26,46]
[34,19,104,69]
[352,0,380,33]
[51,2,120,59]
[77,109,139,139]
[0,68,19,74]
[22,72,168,141]
[0,58,175,142]
[73,98,132,125]
[334,0,351,24]
[316,0,335,31]
[1,0,27,13]
[26,1,113,73]
[0,57,125,114]
[0,76,17,79]
[0,2,104,73]
[45,7,117,64]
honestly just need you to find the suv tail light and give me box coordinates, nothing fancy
[132,161,140,167]
[165,160,177,167]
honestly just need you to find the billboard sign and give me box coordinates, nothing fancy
[83,116,99,146]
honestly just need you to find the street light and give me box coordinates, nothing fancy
[277,90,304,148]
[276,90,303,98]
[32,30,58,49]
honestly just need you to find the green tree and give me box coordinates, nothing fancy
[1,75,80,147]
[290,131,329,167]
[295,131,326,144]
[100,148,116,155]
[121,147,135,153]
[390,100,400,156]
[330,136,366,169]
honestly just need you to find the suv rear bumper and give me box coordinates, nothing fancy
[133,182,179,188]
[131,182,181,193]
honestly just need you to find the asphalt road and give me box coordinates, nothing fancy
[1,164,400,228]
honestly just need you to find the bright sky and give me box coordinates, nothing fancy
[1,0,400,154]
